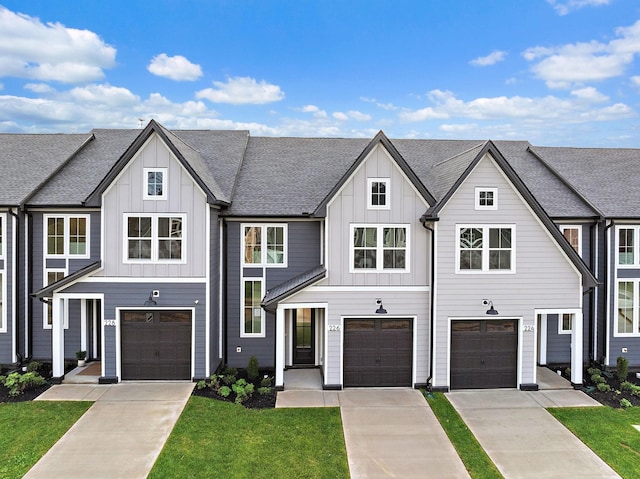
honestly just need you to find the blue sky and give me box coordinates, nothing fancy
[1,0,640,146]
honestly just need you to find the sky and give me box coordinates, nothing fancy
[1,0,640,147]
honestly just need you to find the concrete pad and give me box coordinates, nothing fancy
[537,365,572,390]
[276,390,328,408]
[532,389,603,408]
[24,382,194,479]
[34,384,110,401]
[339,388,428,407]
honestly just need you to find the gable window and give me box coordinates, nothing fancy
[45,215,89,258]
[351,224,409,271]
[125,214,184,262]
[368,178,390,210]
[457,225,515,273]
[617,227,637,266]
[617,280,638,335]
[242,278,264,337]
[43,270,66,329]
[558,313,573,334]
[560,225,582,256]
[242,224,287,266]
[144,168,167,200]
[475,188,498,210]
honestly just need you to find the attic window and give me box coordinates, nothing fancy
[475,188,497,210]
[368,178,390,210]
[144,168,167,200]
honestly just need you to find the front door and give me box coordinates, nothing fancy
[293,308,314,365]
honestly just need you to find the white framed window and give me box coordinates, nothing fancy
[242,224,287,267]
[0,215,4,259]
[350,224,410,272]
[617,226,640,267]
[44,215,90,258]
[560,225,582,256]
[456,225,516,273]
[475,187,498,210]
[616,280,639,336]
[124,214,185,263]
[558,313,573,334]
[43,269,68,329]
[143,168,167,200]
[0,272,4,333]
[368,178,390,210]
[241,278,265,337]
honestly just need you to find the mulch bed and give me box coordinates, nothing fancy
[192,368,277,409]
[557,366,640,408]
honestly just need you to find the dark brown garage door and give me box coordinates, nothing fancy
[121,310,191,380]
[450,319,517,389]
[344,318,413,387]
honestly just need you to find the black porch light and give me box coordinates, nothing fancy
[375,298,387,314]
[484,300,499,315]
[144,292,157,307]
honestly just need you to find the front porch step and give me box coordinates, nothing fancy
[62,362,101,384]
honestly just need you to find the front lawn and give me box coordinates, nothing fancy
[549,406,640,479]
[149,396,349,478]
[0,401,92,479]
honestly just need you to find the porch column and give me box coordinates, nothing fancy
[80,299,87,355]
[571,311,583,385]
[275,307,285,388]
[51,296,65,378]
[538,314,547,365]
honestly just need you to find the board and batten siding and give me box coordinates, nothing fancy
[433,153,583,388]
[321,143,430,287]
[100,133,208,278]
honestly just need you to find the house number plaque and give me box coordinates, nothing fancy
[522,325,535,332]
[328,325,341,332]
[104,320,116,327]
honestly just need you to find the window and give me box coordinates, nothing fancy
[617,280,638,335]
[242,279,264,337]
[351,224,409,271]
[125,214,184,262]
[242,224,287,266]
[144,168,167,199]
[45,215,89,257]
[457,225,515,273]
[475,188,498,210]
[43,270,66,329]
[0,216,4,257]
[0,273,3,332]
[368,178,390,209]
[558,313,573,334]
[560,225,582,256]
[617,227,637,266]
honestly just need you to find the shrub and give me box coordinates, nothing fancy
[597,382,611,392]
[221,368,238,385]
[591,374,606,384]
[232,378,254,404]
[0,371,47,396]
[258,386,272,395]
[620,398,632,408]
[196,380,207,390]
[616,356,629,382]
[260,376,273,388]
[587,367,601,376]
[247,356,259,381]
[219,386,231,398]
[620,381,635,392]
[26,361,42,373]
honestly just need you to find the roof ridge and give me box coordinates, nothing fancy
[434,141,486,167]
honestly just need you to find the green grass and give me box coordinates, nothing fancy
[549,406,640,479]
[423,391,503,479]
[0,401,92,479]
[149,396,349,479]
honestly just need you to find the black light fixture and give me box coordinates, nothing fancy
[375,298,387,314]
[484,299,499,315]
[144,292,157,307]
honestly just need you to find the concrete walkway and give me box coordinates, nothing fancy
[446,389,621,479]
[25,382,194,479]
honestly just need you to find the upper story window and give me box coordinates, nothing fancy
[144,168,167,200]
[457,225,515,273]
[617,226,638,266]
[242,224,287,267]
[0,273,3,333]
[475,188,498,210]
[125,214,185,262]
[351,224,409,272]
[0,215,4,258]
[560,225,582,256]
[242,278,264,337]
[43,269,67,329]
[617,280,638,335]
[45,215,89,258]
[368,178,390,210]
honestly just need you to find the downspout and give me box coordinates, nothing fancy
[421,220,436,390]
[588,219,598,364]
[26,210,34,360]
[221,219,228,368]
[603,219,615,366]
[8,208,19,365]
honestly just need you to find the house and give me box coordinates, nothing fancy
[1,120,637,392]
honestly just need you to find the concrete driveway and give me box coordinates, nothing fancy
[25,382,194,479]
[446,389,621,479]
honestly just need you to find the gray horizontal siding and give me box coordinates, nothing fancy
[546,314,571,364]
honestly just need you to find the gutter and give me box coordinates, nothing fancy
[8,208,19,365]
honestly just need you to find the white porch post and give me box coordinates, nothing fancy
[80,299,87,355]
[275,307,285,388]
[571,311,583,385]
[51,296,65,378]
[538,314,547,365]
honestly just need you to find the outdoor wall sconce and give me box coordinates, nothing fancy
[144,291,157,307]
[483,299,499,315]
[375,298,387,314]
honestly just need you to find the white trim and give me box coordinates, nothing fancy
[82,276,206,283]
[241,223,288,268]
[606,221,612,366]
[367,177,391,210]
[240,277,266,338]
[123,213,187,264]
[304,285,429,292]
[349,223,411,273]
[614,278,639,337]
[475,187,498,210]
[205,207,210,377]
[558,312,573,335]
[538,314,548,365]
[42,268,67,329]
[0,271,6,335]
[219,219,224,360]
[143,167,168,200]
[43,214,91,259]
[615,225,640,267]
[455,224,516,274]
[559,224,582,257]
[431,221,439,387]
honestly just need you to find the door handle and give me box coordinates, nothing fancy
[481,359,485,365]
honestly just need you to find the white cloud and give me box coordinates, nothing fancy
[69,84,139,106]
[147,54,203,81]
[570,86,608,102]
[547,0,610,16]
[470,50,507,67]
[333,110,371,121]
[631,76,640,87]
[524,20,640,88]
[333,112,349,121]
[196,76,284,104]
[24,83,55,93]
[0,6,116,83]
[361,97,399,111]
